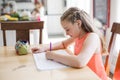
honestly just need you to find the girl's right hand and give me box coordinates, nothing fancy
[31,47,45,53]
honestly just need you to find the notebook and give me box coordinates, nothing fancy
[33,50,69,70]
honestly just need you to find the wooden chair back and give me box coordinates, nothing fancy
[104,23,120,78]
[0,21,44,46]
[113,51,120,80]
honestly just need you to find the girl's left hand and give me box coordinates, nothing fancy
[46,51,54,60]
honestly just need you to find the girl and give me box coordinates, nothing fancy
[31,8,40,21]
[32,7,108,80]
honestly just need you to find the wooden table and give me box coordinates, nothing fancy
[0,46,101,80]
[0,21,44,46]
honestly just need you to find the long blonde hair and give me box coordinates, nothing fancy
[61,7,107,54]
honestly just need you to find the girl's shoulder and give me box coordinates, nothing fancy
[85,32,100,43]
[87,32,99,39]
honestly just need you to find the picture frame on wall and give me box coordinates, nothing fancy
[93,0,110,27]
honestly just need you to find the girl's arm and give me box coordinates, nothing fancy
[32,37,74,53]
[46,33,101,68]
[44,37,75,51]
[77,33,101,67]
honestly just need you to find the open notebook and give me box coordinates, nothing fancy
[33,50,69,70]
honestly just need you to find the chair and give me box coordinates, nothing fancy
[0,21,44,46]
[104,22,120,79]
[113,51,120,80]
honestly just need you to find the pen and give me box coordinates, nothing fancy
[50,42,52,51]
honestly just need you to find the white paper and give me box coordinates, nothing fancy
[33,50,69,70]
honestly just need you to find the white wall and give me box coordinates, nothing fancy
[47,0,64,14]
[66,0,91,15]
[46,0,65,36]
[110,0,120,24]
[47,15,65,36]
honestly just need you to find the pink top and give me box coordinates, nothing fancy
[74,33,108,80]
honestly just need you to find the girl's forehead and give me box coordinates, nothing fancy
[61,21,72,27]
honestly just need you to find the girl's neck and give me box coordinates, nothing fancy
[78,30,87,39]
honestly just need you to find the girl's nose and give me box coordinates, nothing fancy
[66,31,69,35]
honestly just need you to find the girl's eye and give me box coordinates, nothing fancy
[66,29,69,32]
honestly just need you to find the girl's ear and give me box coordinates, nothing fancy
[76,20,81,24]
[76,20,82,26]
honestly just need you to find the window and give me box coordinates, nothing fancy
[93,0,110,27]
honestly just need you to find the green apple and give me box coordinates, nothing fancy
[18,45,28,55]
